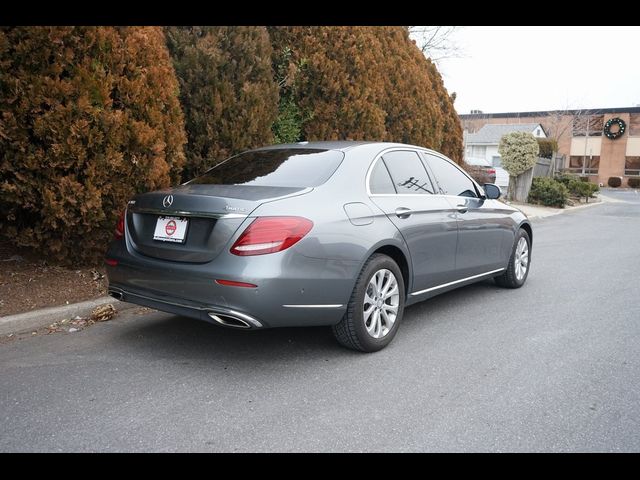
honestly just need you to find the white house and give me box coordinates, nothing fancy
[464,123,547,189]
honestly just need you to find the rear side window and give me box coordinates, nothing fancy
[423,154,478,198]
[382,151,435,194]
[188,149,345,188]
[369,160,396,194]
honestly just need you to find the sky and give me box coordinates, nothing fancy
[418,26,640,115]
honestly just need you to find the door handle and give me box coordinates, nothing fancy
[395,207,413,218]
[456,204,468,214]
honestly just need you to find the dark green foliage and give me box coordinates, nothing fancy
[271,46,306,144]
[528,177,569,208]
[0,27,187,265]
[608,176,622,188]
[554,173,574,187]
[554,173,599,200]
[165,27,278,180]
[628,177,640,188]
[567,178,599,201]
[537,138,558,159]
[267,27,463,163]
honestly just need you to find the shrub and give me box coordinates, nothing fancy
[165,27,278,180]
[537,138,558,159]
[628,177,640,188]
[608,176,622,188]
[498,132,540,176]
[568,178,599,201]
[528,177,568,208]
[554,173,574,187]
[0,27,187,265]
[579,176,590,182]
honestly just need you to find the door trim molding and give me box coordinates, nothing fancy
[409,268,505,297]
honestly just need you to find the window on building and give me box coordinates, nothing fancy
[536,128,541,136]
[625,157,640,176]
[568,155,600,175]
[572,115,604,137]
[629,114,640,137]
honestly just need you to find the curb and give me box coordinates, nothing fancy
[514,195,611,220]
[0,296,137,336]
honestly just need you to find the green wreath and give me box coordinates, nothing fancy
[604,117,626,140]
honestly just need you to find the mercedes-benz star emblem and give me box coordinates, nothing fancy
[162,195,173,208]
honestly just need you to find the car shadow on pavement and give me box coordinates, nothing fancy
[112,279,503,364]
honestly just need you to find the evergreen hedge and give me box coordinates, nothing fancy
[0,27,186,264]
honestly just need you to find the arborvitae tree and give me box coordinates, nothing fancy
[0,27,187,264]
[165,27,278,180]
[267,27,463,163]
[268,26,387,142]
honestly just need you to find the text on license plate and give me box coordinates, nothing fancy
[153,216,189,243]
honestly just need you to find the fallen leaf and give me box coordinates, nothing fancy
[91,304,116,322]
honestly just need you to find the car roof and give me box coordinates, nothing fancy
[254,140,431,153]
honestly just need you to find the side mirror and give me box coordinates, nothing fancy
[483,183,501,200]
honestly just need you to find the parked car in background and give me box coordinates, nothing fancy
[465,156,509,193]
[463,157,496,184]
[106,142,532,352]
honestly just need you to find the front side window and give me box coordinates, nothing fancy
[382,151,435,194]
[423,154,478,198]
[188,149,344,188]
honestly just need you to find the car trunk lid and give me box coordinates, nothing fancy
[126,184,307,263]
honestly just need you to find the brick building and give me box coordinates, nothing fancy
[459,107,640,186]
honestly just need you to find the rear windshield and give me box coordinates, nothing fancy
[187,148,345,187]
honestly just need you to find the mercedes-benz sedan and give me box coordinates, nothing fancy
[106,141,532,352]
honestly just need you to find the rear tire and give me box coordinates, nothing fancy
[332,254,405,352]
[495,228,531,288]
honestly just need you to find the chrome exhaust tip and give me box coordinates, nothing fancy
[208,313,251,329]
[108,290,123,301]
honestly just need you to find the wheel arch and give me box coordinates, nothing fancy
[368,243,412,297]
[519,220,533,246]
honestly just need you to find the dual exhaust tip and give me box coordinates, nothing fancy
[207,313,251,329]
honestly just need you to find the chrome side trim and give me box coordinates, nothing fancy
[129,207,247,219]
[282,304,344,308]
[410,268,505,297]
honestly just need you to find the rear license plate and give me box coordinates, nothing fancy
[153,216,189,243]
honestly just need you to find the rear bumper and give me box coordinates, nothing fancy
[105,241,358,329]
[107,285,263,328]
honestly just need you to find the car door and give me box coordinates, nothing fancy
[421,152,512,279]
[368,149,459,293]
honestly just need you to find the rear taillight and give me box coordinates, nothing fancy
[487,169,496,175]
[230,216,313,256]
[114,210,125,240]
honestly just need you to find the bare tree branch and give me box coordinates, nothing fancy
[408,26,463,63]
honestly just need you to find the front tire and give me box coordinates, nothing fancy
[495,228,531,288]
[332,254,405,352]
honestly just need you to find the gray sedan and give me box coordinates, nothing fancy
[106,141,532,352]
